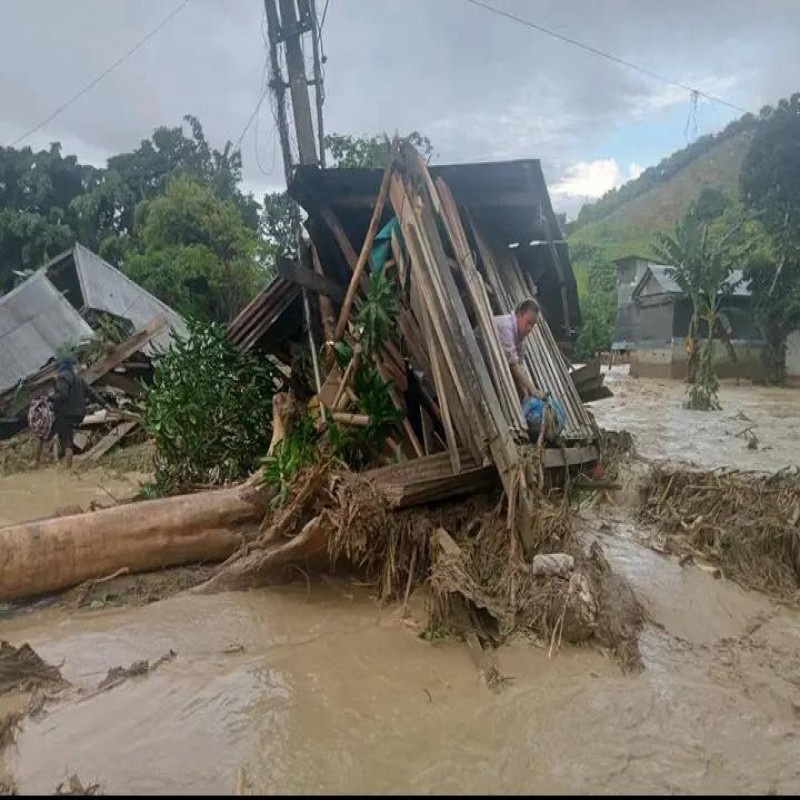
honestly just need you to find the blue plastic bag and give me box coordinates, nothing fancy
[521,396,566,442]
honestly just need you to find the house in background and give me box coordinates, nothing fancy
[0,243,186,394]
[611,255,659,355]
[626,263,766,380]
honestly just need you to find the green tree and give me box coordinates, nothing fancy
[574,246,616,360]
[653,212,747,410]
[123,174,265,322]
[739,93,800,383]
[324,130,433,168]
[0,142,91,290]
[261,190,299,258]
[692,187,729,223]
[107,115,260,235]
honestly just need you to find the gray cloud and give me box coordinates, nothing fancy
[1,0,798,212]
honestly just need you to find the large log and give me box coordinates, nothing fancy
[0,480,272,603]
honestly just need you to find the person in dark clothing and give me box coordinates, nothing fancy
[34,359,103,468]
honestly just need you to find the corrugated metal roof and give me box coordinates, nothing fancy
[0,271,93,394]
[634,264,751,299]
[71,244,187,351]
[227,277,301,353]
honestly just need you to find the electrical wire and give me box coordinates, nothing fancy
[318,0,331,33]
[11,0,192,147]
[461,0,749,115]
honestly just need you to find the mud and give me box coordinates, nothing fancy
[0,467,148,528]
[1,369,799,793]
[595,366,800,472]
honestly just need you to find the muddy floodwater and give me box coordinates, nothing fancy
[2,370,799,794]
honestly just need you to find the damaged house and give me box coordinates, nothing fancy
[228,142,602,552]
[0,243,186,396]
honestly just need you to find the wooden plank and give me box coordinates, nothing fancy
[420,407,437,455]
[436,177,524,433]
[334,140,395,340]
[310,244,336,343]
[391,227,408,297]
[277,256,347,302]
[331,412,370,427]
[541,445,599,469]
[420,299,460,473]
[76,421,138,463]
[83,316,168,385]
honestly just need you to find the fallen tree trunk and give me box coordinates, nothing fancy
[0,479,273,603]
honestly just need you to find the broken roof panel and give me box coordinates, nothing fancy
[0,271,93,394]
[291,158,581,342]
[70,244,188,350]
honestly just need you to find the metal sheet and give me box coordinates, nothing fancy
[71,244,187,351]
[227,277,301,353]
[0,272,93,394]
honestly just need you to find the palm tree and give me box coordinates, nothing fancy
[653,212,747,410]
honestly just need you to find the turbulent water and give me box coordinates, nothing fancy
[1,371,799,794]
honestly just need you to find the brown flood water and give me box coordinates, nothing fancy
[1,371,799,794]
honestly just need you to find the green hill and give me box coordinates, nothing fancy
[568,129,754,276]
[565,109,764,358]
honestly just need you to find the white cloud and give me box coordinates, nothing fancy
[628,162,644,181]
[551,158,645,199]
[549,159,646,220]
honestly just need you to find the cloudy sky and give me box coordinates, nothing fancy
[1,0,798,218]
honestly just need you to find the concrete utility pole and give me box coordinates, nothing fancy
[262,0,328,417]
[262,0,326,180]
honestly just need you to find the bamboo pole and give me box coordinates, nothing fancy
[333,138,397,340]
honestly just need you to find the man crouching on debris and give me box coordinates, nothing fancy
[33,359,102,469]
[492,298,543,400]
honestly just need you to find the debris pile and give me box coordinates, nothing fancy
[0,641,65,696]
[0,315,170,468]
[198,461,644,671]
[640,466,800,600]
[55,774,103,796]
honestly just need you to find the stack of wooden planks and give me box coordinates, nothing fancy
[227,138,601,552]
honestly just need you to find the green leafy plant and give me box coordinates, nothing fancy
[356,270,397,356]
[261,414,317,505]
[143,320,279,494]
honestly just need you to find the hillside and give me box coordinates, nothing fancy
[564,109,762,359]
[568,129,754,276]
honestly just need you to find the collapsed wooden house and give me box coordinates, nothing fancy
[229,141,601,553]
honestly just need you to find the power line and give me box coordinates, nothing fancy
[318,0,331,33]
[10,0,192,147]
[462,0,749,116]
[235,51,271,151]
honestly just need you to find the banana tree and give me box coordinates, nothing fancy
[653,213,747,410]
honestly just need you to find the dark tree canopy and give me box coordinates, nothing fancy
[740,93,800,240]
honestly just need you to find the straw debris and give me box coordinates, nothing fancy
[640,466,800,601]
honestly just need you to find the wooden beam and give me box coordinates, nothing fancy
[541,445,599,469]
[311,244,336,343]
[76,421,138,464]
[83,316,167,385]
[334,140,395,340]
[277,256,347,302]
